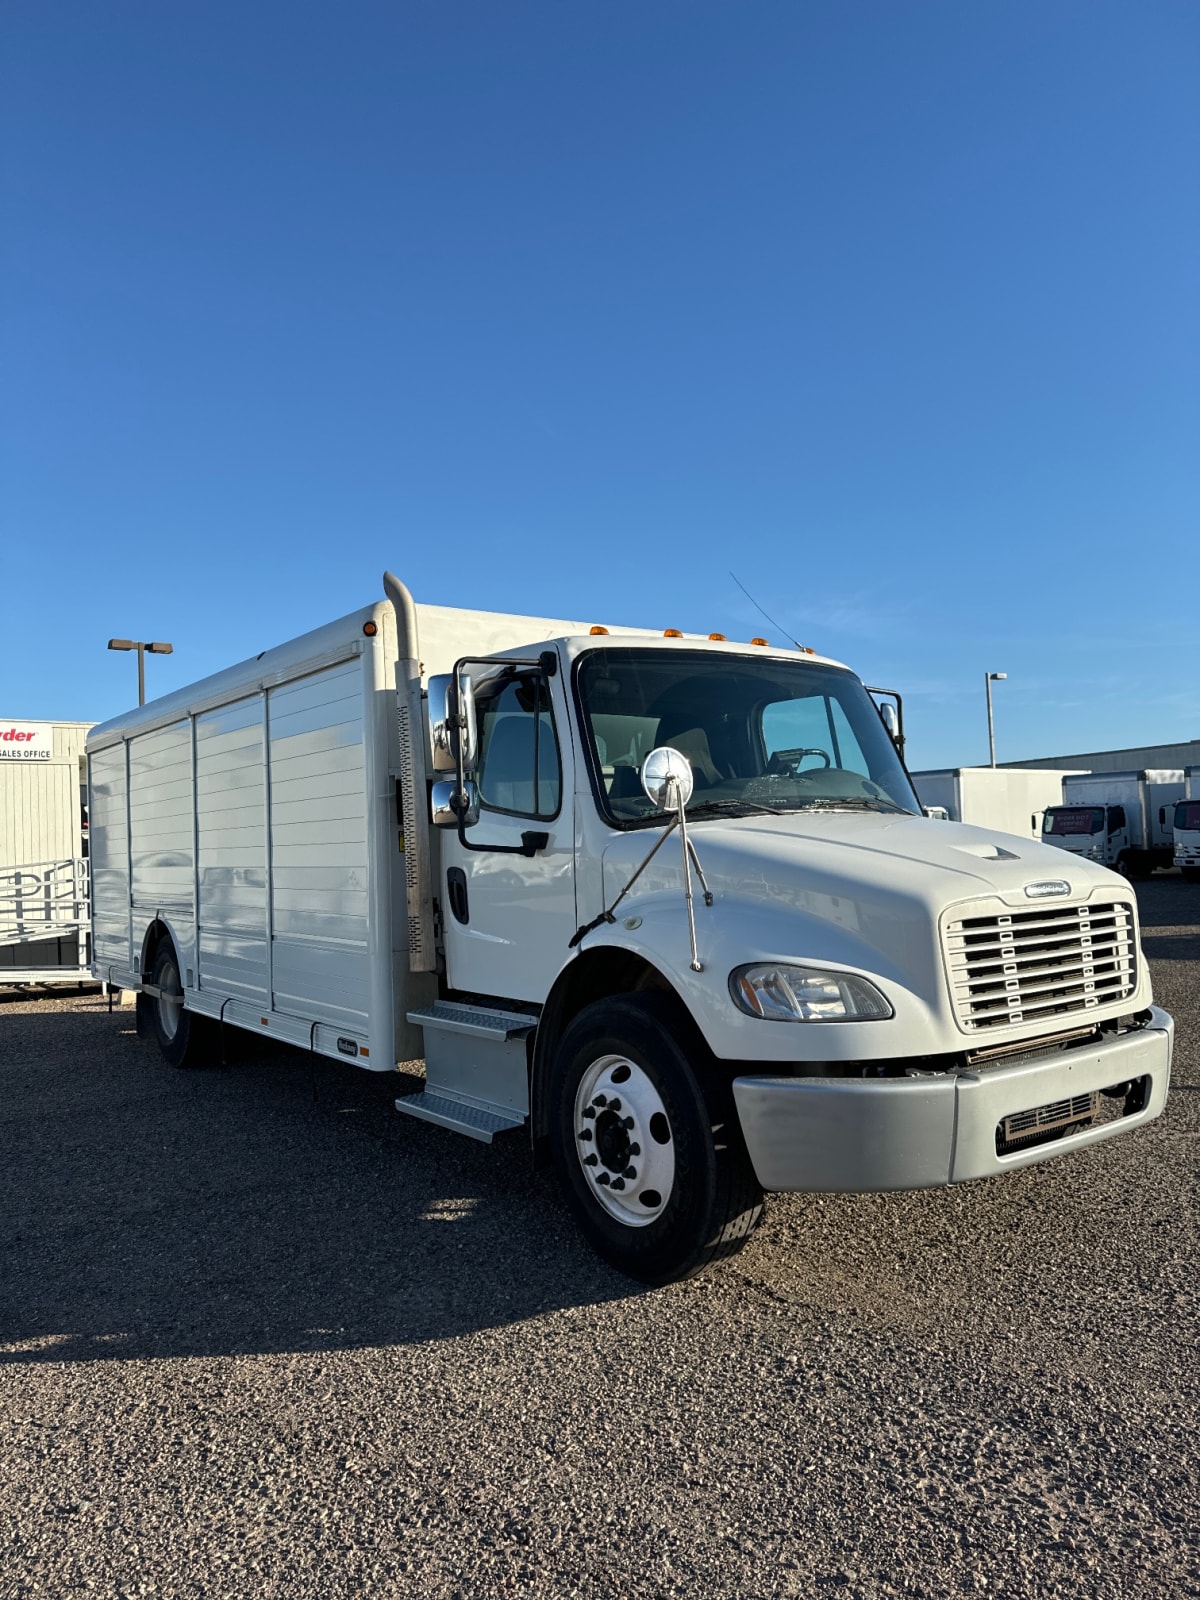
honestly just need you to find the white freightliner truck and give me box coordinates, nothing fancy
[86,577,1174,1282]
[1173,767,1200,882]
[1042,771,1185,880]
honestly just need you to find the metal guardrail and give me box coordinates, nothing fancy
[0,857,91,948]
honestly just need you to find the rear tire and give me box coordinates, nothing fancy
[149,942,212,1068]
[549,994,764,1284]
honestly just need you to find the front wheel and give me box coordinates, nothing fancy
[549,994,763,1284]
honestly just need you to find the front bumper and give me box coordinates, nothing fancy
[732,1006,1173,1192]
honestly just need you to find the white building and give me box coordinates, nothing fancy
[1,719,93,983]
[1001,739,1200,775]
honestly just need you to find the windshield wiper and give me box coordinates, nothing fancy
[685,798,787,819]
[786,797,911,814]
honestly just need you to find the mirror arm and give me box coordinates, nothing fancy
[673,777,703,972]
[568,816,681,948]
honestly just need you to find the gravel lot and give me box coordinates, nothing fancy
[1,876,1196,1599]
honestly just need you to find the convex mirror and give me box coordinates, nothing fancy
[640,746,695,810]
[430,778,480,829]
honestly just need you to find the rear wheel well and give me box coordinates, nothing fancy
[530,948,690,1162]
[139,918,174,979]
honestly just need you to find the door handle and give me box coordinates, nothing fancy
[447,867,469,925]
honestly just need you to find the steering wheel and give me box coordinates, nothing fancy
[766,746,832,777]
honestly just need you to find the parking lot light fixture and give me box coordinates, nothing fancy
[985,672,1007,767]
[108,638,174,706]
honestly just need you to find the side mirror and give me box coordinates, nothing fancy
[427,672,479,774]
[431,778,479,829]
[641,746,695,810]
[879,702,899,741]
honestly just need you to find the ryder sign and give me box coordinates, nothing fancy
[0,723,54,760]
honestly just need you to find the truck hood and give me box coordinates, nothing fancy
[591,809,1145,1064]
[600,810,1132,1005]
[602,810,1122,914]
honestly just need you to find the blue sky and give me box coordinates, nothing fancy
[3,2,1196,769]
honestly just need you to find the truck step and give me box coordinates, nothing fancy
[406,1000,538,1041]
[394,1087,525,1144]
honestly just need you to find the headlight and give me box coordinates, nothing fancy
[729,963,893,1022]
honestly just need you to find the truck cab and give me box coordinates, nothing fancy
[1042,803,1128,870]
[1174,770,1200,880]
[414,604,1171,1278]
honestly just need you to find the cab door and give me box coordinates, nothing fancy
[439,663,576,1002]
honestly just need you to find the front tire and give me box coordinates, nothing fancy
[549,994,763,1284]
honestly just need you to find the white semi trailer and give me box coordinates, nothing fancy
[1173,767,1200,882]
[1042,771,1185,879]
[910,767,1086,840]
[87,577,1174,1282]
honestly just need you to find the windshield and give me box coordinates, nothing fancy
[1043,806,1104,837]
[1176,801,1200,832]
[575,647,920,824]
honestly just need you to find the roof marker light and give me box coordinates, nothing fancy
[750,636,769,647]
[708,632,726,641]
[590,625,609,635]
[663,629,683,638]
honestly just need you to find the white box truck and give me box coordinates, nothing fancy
[1173,767,1200,881]
[1042,771,1185,879]
[910,767,1086,840]
[86,576,1174,1282]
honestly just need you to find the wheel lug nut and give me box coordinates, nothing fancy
[628,1143,641,1156]
[611,1178,625,1191]
[622,1116,634,1129]
[597,1172,610,1185]
[593,1095,607,1107]
[582,1106,596,1119]
[578,1128,593,1141]
[608,1098,621,1113]
[583,1154,598,1166]
[623,1166,637,1180]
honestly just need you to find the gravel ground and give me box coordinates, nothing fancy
[1,876,1196,1599]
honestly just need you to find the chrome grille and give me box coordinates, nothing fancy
[945,900,1137,1032]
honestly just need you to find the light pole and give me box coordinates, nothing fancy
[985,671,1007,767]
[108,639,174,706]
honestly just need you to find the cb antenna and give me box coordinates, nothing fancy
[729,571,804,650]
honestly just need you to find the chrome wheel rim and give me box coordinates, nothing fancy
[156,956,183,1042]
[573,1053,675,1227]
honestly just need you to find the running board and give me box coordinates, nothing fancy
[393,1088,524,1144]
[398,1001,538,1142]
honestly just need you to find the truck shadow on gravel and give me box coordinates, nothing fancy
[0,1000,640,1366]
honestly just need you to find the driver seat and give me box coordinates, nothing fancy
[659,726,723,788]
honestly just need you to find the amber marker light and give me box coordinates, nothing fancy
[362,621,378,637]
[590,625,609,635]
[663,628,683,638]
[750,637,769,647]
[708,632,727,641]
